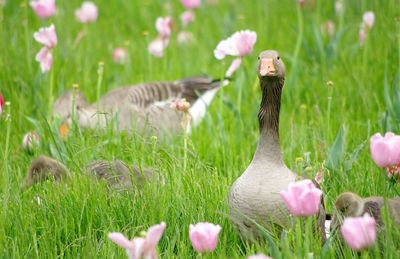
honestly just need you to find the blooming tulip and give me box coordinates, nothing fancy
[148,38,168,58]
[75,1,98,23]
[0,93,4,114]
[225,58,242,77]
[247,254,272,259]
[214,30,257,60]
[181,0,201,9]
[22,131,40,151]
[180,10,195,26]
[341,214,376,251]
[108,222,166,259]
[362,11,375,29]
[33,24,57,49]
[30,0,56,19]
[370,132,400,168]
[112,47,127,64]
[189,222,221,253]
[280,179,322,217]
[156,16,172,39]
[35,47,53,72]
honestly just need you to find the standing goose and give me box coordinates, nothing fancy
[229,50,324,240]
[53,76,226,136]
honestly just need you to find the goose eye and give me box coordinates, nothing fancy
[258,57,260,60]
[277,56,280,60]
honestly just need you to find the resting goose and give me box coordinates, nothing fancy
[228,50,325,240]
[22,155,69,189]
[53,76,226,136]
[332,192,400,229]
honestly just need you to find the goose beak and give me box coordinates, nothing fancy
[259,58,276,77]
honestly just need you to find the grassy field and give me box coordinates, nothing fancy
[1,0,400,258]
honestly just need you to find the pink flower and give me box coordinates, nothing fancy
[35,47,53,72]
[171,98,190,112]
[247,254,272,259]
[280,179,322,217]
[112,47,127,65]
[156,16,172,39]
[148,38,168,58]
[181,0,201,9]
[0,93,4,114]
[335,1,343,15]
[189,222,221,253]
[341,214,376,251]
[370,132,400,168]
[30,0,56,18]
[362,11,375,29]
[359,26,366,46]
[108,222,166,259]
[321,20,335,38]
[225,58,242,77]
[75,1,98,24]
[177,31,194,45]
[214,30,257,60]
[180,10,195,26]
[33,24,57,48]
[22,131,40,151]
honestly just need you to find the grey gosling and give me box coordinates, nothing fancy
[53,76,227,136]
[228,50,326,241]
[332,192,400,230]
[22,155,69,189]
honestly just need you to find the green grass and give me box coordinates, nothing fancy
[1,0,400,258]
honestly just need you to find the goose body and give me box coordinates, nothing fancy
[53,76,226,136]
[229,50,317,240]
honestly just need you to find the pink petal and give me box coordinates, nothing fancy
[189,222,221,253]
[108,232,133,250]
[180,10,195,26]
[370,135,393,167]
[148,38,168,58]
[299,188,322,216]
[214,30,257,59]
[156,16,172,38]
[225,58,242,77]
[30,0,56,19]
[112,47,127,64]
[144,222,166,251]
[75,1,98,23]
[177,31,194,45]
[247,254,272,259]
[362,11,375,29]
[35,47,53,73]
[181,0,201,9]
[341,214,376,251]
[33,24,57,48]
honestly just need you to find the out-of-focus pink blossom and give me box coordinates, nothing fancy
[181,0,201,9]
[35,47,53,72]
[370,132,400,168]
[0,93,4,114]
[280,179,322,217]
[359,27,366,46]
[156,16,172,38]
[321,20,335,38]
[177,31,194,44]
[75,1,98,24]
[30,0,56,19]
[171,98,190,112]
[189,222,221,253]
[247,254,272,259]
[214,30,257,60]
[341,214,376,251]
[112,47,127,65]
[108,222,166,259]
[362,11,375,29]
[225,58,242,77]
[148,38,169,58]
[180,10,195,26]
[34,24,57,48]
[335,0,343,15]
[22,131,40,151]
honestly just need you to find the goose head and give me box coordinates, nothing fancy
[331,192,363,230]
[257,50,285,80]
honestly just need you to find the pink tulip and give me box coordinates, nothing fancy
[0,93,4,114]
[247,254,272,259]
[214,30,257,60]
[180,10,195,26]
[341,214,376,251]
[112,47,127,64]
[370,132,400,168]
[75,1,98,24]
[148,38,168,58]
[181,0,201,9]
[362,11,375,29]
[22,131,40,151]
[177,31,194,44]
[30,0,56,18]
[35,47,53,72]
[189,222,221,253]
[280,179,322,217]
[225,58,242,77]
[359,26,366,46]
[156,16,172,39]
[108,222,166,259]
[33,24,57,49]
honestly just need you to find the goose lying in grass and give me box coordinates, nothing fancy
[22,155,69,189]
[53,76,227,136]
[332,192,400,229]
[228,50,325,241]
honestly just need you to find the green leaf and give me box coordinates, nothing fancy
[326,126,347,171]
